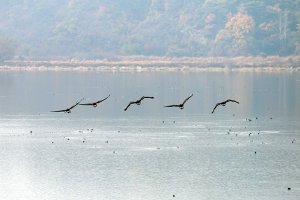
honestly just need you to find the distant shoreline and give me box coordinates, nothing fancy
[1,56,300,72]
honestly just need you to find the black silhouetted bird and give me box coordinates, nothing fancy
[124,96,154,111]
[211,99,239,114]
[79,95,110,107]
[51,98,84,113]
[164,94,193,109]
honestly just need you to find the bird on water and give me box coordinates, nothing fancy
[79,94,110,107]
[124,96,154,111]
[164,94,193,109]
[51,98,84,113]
[211,99,239,114]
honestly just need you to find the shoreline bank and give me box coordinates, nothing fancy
[1,56,300,72]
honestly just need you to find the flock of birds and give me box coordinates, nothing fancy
[49,93,297,193]
[51,94,239,114]
[50,94,297,149]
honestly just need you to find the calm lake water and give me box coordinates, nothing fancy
[0,71,300,200]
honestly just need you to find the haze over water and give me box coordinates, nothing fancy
[0,71,300,200]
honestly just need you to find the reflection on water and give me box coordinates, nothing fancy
[0,71,299,119]
[0,71,300,200]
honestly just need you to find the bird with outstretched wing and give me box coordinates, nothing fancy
[124,96,154,111]
[211,99,239,114]
[79,95,110,107]
[51,98,84,113]
[164,94,193,109]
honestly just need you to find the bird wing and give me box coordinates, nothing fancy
[142,96,154,99]
[79,103,94,106]
[124,102,134,111]
[226,99,239,104]
[96,94,110,104]
[68,98,84,110]
[51,109,67,112]
[182,94,193,105]
[164,104,179,108]
[211,103,221,114]
[139,96,145,101]
[139,96,154,102]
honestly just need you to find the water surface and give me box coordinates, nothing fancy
[0,71,299,200]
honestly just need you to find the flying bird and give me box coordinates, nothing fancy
[51,98,84,113]
[79,94,110,107]
[124,96,154,111]
[164,94,193,109]
[211,99,239,114]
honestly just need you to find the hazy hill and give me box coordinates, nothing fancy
[0,0,300,60]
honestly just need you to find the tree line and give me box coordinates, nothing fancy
[0,0,299,61]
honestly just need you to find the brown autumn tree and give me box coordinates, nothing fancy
[215,12,255,55]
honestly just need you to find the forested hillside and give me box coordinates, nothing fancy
[0,0,300,60]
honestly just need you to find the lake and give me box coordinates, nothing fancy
[0,71,299,200]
